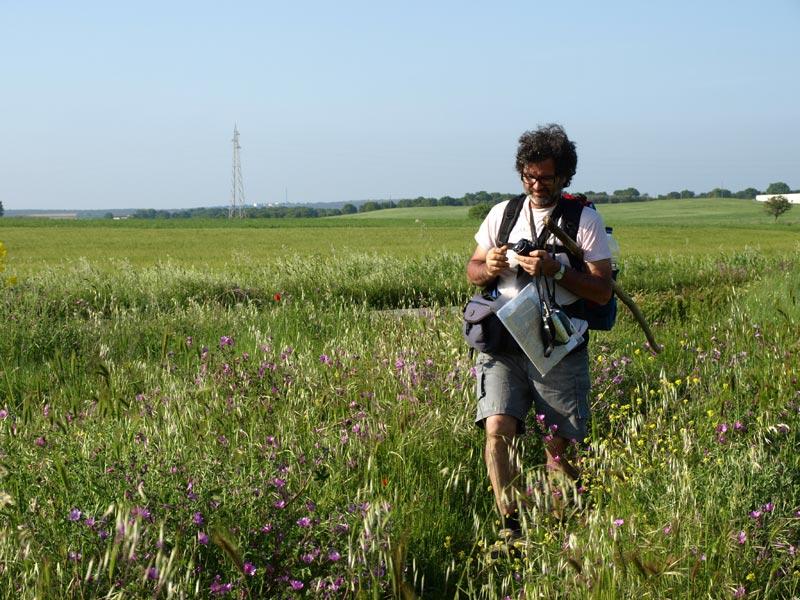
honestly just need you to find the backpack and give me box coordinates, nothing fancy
[496,193,617,331]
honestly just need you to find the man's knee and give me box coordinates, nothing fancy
[485,414,519,441]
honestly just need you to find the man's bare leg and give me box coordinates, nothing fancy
[484,415,522,526]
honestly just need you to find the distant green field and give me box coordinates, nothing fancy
[0,198,797,275]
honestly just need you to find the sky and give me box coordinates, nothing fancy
[1,0,798,210]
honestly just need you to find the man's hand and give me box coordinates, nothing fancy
[467,244,509,287]
[516,249,561,277]
[485,245,509,278]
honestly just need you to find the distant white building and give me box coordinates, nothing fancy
[756,193,800,204]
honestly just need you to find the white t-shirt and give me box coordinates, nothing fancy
[474,196,611,307]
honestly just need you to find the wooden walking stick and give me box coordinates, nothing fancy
[543,215,662,353]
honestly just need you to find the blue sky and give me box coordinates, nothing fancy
[1,0,798,210]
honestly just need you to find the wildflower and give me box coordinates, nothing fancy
[749,510,762,520]
[243,562,256,576]
[328,549,341,562]
[198,531,209,545]
[612,518,624,527]
[762,502,774,513]
[746,572,755,581]
[395,358,405,371]
[274,500,286,509]
[663,525,672,535]
[68,508,82,522]
[297,517,312,528]
[193,512,204,526]
[210,575,234,595]
[35,436,46,447]
[733,585,746,598]
[290,580,304,590]
[737,531,747,545]
[271,477,286,489]
[147,567,159,580]
[273,292,281,302]
[734,421,746,432]
[68,550,82,561]
[219,336,234,348]
[319,354,332,365]
[0,408,7,419]
[716,423,729,434]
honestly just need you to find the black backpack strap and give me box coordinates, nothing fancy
[554,197,584,272]
[497,194,527,246]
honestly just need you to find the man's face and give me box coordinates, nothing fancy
[521,158,563,206]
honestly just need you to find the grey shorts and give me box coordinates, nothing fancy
[474,347,591,441]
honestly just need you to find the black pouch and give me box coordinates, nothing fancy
[462,293,506,353]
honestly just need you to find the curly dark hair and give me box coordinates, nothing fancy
[515,124,577,187]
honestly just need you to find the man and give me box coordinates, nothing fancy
[466,124,612,533]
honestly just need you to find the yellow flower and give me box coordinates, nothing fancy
[746,572,755,582]
[706,410,714,418]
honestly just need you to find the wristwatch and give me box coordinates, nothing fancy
[553,263,566,281]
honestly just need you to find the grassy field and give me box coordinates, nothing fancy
[0,199,799,598]
[0,199,797,275]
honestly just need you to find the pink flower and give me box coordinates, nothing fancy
[290,579,304,590]
[612,518,624,527]
[243,562,256,576]
[737,531,746,545]
[296,517,312,528]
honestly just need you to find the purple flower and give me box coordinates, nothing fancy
[612,518,624,527]
[210,577,234,595]
[734,420,746,431]
[68,550,82,562]
[68,508,82,522]
[0,408,8,420]
[290,579,304,591]
[198,531,209,545]
[328,550,341,562]
[273,499,286,509]
[737,531,747,545]
[301,553,314,564]
[193,512,204,525]
[296,517,312,528]
[271,477,286,489]
[394,358,405,371]
[762,502,774,513]
[319,354,332,365]
[733,585,746,598]
[716,423,728,434]
[243,562,256,576]
[147,567,159,580]
[663,525,672,535]
[749,510,762,520]
[219,336,234,348]
[35,436,46,447]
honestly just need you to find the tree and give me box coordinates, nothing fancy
[763,195,792,222]
[680,190,695,198]
[766,182,790,195]
[734,188,759,199]
[708,188,732,198]
[0,200,4,217]
[468,203,493,221]
[341,203,357,214]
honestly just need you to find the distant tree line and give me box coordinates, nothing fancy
[129,182,795,220]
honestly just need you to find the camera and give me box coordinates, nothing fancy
[509,238,536,256]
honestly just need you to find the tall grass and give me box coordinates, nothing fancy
[0,243,798,597]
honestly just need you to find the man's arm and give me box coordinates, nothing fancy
[466,244,509,287]
[516,251,613,305]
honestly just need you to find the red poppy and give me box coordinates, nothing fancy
[273,292,281,302]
